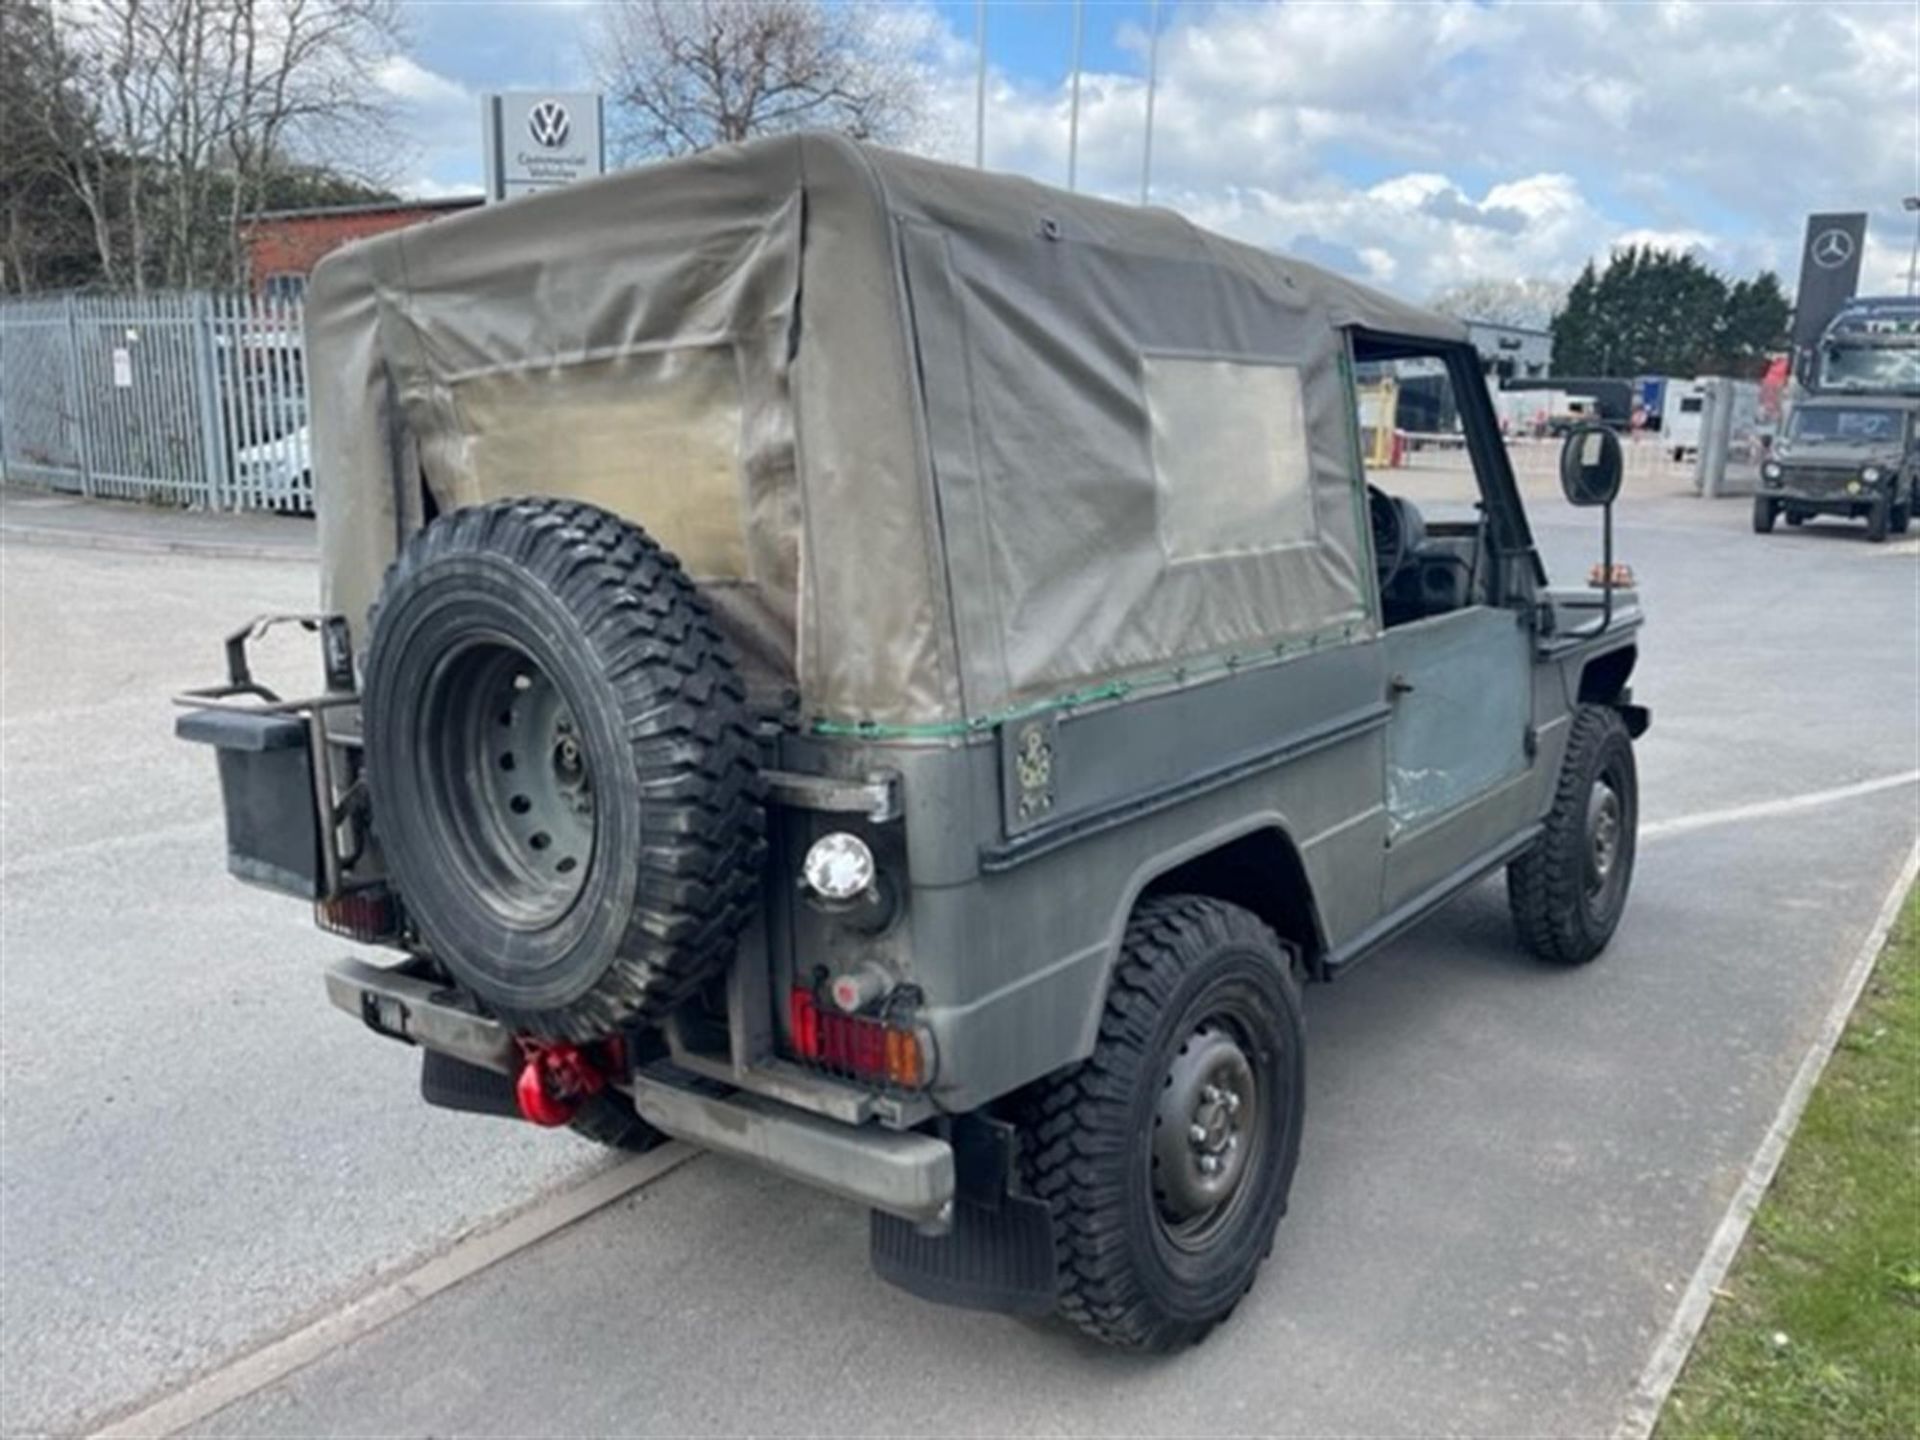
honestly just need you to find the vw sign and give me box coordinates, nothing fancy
[483,92,605,202]
[526,99,572,150]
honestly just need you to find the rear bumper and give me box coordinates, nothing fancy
[324,957,956,1232]
[631,1073,954,1231]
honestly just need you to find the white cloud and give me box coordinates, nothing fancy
[370,1,1916,306]
[375,54,482,192]
[910,0,1918,302]
[375,55,469,108]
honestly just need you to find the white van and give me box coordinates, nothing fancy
[1664,381,1705,460]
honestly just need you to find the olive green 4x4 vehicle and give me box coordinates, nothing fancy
[1754,395,1919,541]
[178,135,1647,1350]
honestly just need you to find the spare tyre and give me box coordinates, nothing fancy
[362,497,764,1041]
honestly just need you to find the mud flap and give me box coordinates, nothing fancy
[870,1194,1057,1316]
[419,1049,521,1119]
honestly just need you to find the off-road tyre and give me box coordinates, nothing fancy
[1751,496,1776,533]
[363,498,764,1041]
[1866,497,1890,543]
[1890,499,1911,536]
[1019,896,1305,1351]
[1508,704,1637,966]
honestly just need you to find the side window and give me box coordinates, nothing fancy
[1351,341,1519,629]
[1143,356,1317,561]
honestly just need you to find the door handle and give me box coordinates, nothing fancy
[1388,674,1415,698]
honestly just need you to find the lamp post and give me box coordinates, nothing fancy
[974,0,987,169]
[1140,0,1160,206]
[1067,0,1084,192]
[1904,195,1920,297]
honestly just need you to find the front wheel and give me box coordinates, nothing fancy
[1890,500,1911,536]
[1751,496,1776,533]
[1021,896,1305,1351]
[1508,705,1637,966]
[1867,497,1890,543]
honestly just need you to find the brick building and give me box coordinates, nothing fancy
[240,196,483,299]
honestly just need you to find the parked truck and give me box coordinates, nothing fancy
[1815,295,1920,399]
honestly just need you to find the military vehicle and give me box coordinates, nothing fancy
[1755,395,1918,540]
[177,135,1647,1350]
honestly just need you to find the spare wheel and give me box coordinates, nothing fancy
[362,497,764,1041]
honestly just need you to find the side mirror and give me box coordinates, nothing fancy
[1559,423,1623,507]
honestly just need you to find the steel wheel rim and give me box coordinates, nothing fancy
[420,638,596,930]
[1584,767,1628,914]
[1150,1016,1264,1252]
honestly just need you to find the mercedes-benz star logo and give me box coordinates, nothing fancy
[1810,227,1856,270]
[527,99,571,150]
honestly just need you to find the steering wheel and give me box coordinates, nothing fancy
[1368,485,1421,583]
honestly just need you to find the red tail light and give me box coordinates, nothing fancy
[315,889,397,943]
[788,985,925,1089]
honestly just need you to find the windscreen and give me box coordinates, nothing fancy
[1819,345,1920,394]
[1788,405,1905,444]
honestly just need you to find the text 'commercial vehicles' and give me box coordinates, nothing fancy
[177,136,1647,1349]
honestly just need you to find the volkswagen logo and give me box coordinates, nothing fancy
[527,99,571,150]
[1810,227,1856,270]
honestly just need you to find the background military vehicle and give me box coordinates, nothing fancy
[1755,396,1919,540]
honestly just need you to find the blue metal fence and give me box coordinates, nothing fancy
[0,291,312,511]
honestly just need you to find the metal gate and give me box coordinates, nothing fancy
[0,291,312,511]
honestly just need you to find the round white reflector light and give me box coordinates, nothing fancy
[803,832,876,901]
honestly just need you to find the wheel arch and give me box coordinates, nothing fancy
[1575,644,1648,738]
[1113,816,1330,996]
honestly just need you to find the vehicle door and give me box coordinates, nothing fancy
[1354,336,1546,912]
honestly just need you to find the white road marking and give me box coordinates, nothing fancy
[1613,840,1920,1440]
[76,770,1920,1438]
[86,1144,697,1440]
[1641,770,1920,841]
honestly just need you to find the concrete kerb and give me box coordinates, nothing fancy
[0,522,313,564]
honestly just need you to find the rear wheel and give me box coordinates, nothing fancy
[1751,496,1776,533]
[1508,704,1637,966]
[1021,896,1304,1351]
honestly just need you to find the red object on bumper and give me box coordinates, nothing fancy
[513,1041,607,1126]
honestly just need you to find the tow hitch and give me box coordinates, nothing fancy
[514,1040,614,1127]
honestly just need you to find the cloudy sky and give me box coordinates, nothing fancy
[376,0,1920,305]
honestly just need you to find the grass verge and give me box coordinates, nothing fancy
[1656,884,1919,1439]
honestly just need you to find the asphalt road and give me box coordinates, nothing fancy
[1,478,1914,1437]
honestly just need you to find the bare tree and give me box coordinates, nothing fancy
[590,0,925,161]
[29,0,401,291]
[1427,277,1568,332]
[0,0,109,291]
[215,0,405,285]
